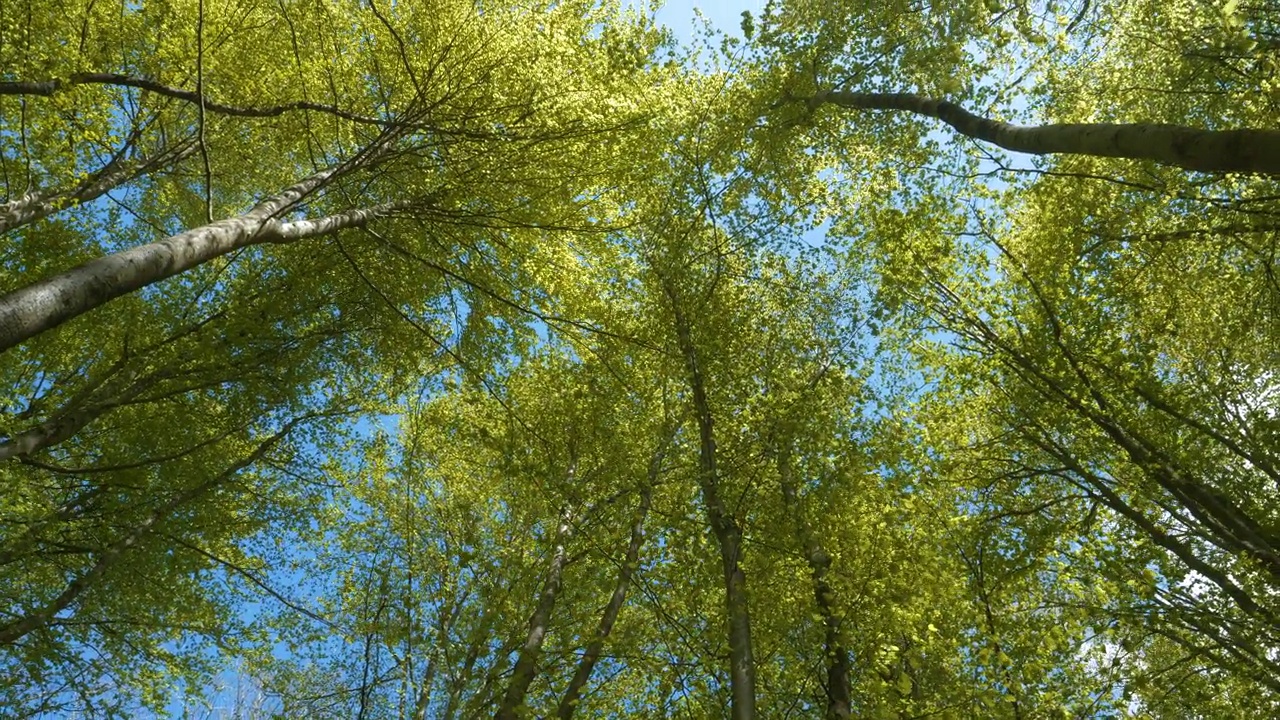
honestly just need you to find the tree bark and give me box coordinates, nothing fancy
[665,281,757,720]
[776,444,850,719]
[0,163,413,353]
[0,353,136,461]
[555,444,664,719]
[810,90,1280,174]
[0,405,109,461]
[495,500,575,720]
[0,362,175,462]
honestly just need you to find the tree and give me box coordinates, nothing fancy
[0,0,667,714]
[6,0,1280,716]
[0,0,662,351]
[890,175,1280,705]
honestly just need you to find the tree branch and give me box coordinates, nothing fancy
[810,90,1280,174]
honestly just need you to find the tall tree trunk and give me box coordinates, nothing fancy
[555,439,667,719]
[809,90,1280,174]
[412,591,463,720]
[776,444,850,719]
[495,500,575,720]
[665,283,757,720]
[0,163,414,353]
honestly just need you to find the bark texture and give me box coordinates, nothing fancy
[812,90,1280,174]
[777,445,851,719]
[495,501,575,720]
[666,283,757,720]
[0,162,411,353]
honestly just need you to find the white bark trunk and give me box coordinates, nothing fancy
[0,163,411,352]
[495,500,575,720]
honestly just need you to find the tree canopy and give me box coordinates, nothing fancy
[1,0,1279,717]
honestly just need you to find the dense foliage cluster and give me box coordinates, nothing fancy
[1,0,1278,717]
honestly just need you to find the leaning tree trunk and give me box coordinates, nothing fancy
[665,279,758,720]
[495,499,575,720]
[776,444,851,719]
[0,159,414,353]
[809,90,1280,174]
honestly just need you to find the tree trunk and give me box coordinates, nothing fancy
[811,90,1280,174]
[666,284,757,720]
[555,444,664,719]
[0,405,108,461]
[0,162,412,353]
[776,444,851,719]
[495,500,575,720]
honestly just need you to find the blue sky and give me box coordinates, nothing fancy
[650,0,763,43]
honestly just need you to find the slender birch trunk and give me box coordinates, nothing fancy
[664,278,757,720]
[555,439,667,719]
[810,90,1280,174]
[776,444,851,719]
[495,500,575,720]
[0,163,413,353]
